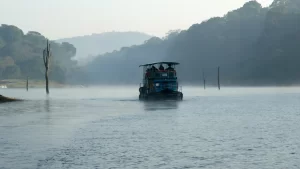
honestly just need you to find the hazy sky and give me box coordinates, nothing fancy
[1,0,273,39]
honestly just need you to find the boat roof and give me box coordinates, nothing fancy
[139,62,179,67]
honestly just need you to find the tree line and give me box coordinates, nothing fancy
[84,0,300,86]
[2,0,300,86]
[0,24,78,83]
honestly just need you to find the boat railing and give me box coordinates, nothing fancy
[179,86,182,93]
[145,70,177,79]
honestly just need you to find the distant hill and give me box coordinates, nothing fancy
[56,32,152,65]
[3,0,299,86]
[82,0,300,86]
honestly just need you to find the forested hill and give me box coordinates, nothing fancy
[85,0,300,86]
[56,32,152,65]
[0,24,77,83]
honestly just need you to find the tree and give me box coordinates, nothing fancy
[0,24,23,43]
[0,24,78,83]
[43,40,51,94]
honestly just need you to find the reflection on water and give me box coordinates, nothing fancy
[1,88,300,169]
[142,100,179,111]
[45,99,50,112]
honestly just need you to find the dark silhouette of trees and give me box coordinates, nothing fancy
[84,0,300,86]
[0,24,77,83]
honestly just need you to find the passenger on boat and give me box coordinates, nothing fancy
[166,64,174,71]
[159,64,164,71]
[145,72,150,78]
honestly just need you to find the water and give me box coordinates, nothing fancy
[1,87,300,169]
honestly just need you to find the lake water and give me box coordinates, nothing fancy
[1,87,300,169]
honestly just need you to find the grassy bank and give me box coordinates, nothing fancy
[0,79,66,88]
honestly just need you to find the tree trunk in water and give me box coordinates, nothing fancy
[43,40,51,94]
[218,67,220,90]
[202,71,206,90]
[26,77,28,91]
[45,69,49,94]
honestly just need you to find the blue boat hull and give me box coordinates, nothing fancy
[139,89,183,101]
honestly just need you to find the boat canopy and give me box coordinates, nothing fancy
[139,62,179,67]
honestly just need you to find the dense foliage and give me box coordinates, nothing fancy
[2,0,299,86]
[0,25,77,83]
[248,0,300,85]
[85,0,300,86]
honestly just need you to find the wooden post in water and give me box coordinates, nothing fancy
[26,77,28,91]
[218,66,220,90]
[43,40,51,94]
[202,71,206,90]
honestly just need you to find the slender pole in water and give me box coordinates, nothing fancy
[26,76,28,91]
[218,67,220,90]
[43,39,51,94]
[202,70,206,90]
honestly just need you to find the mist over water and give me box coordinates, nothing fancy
[1,87,300,169]
[3,86,300,100]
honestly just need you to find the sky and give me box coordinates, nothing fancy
[0,0,273,39]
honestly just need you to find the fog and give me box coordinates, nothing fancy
[73,0,300,86]
[1,0,299,87]
[2,86,300,101]
[1,0,272,39]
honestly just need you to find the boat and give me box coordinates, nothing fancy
[139,62,183,100]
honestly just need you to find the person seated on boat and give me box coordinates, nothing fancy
[145,72,150,78]
[159,64,164,71]
[166,64,174,71]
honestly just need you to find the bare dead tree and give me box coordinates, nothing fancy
[202,70,206,90]
[26,76,28,91]
[43,40,51,94]
[218,66,220,90]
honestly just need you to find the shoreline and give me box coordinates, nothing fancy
[0,79,67,88]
